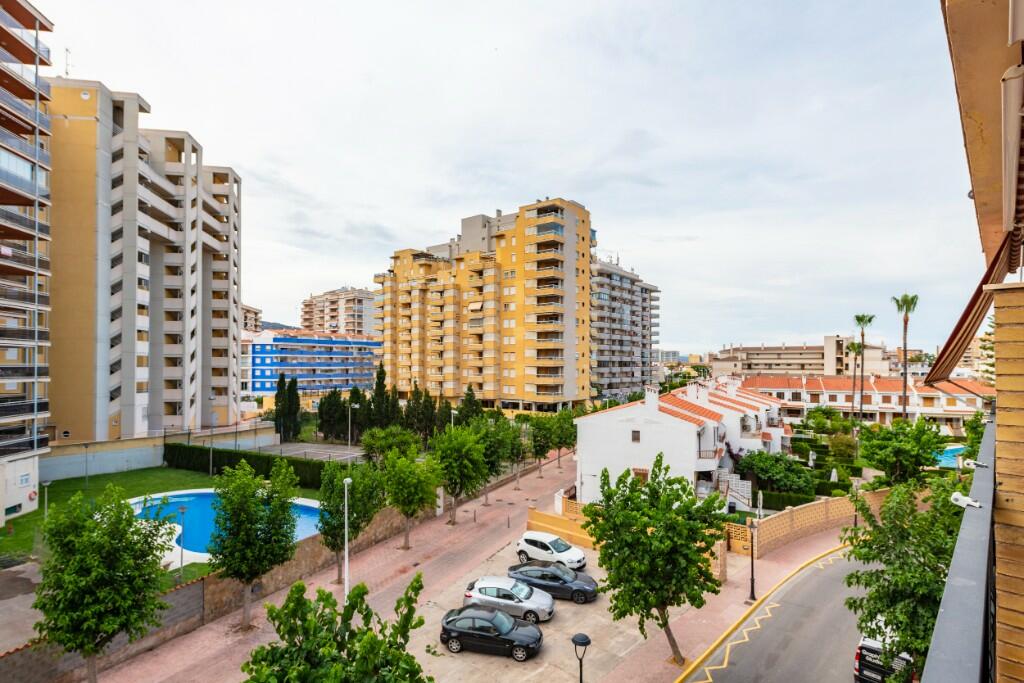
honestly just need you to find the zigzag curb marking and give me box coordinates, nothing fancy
[675,543,849,683]
[689,602,781,683]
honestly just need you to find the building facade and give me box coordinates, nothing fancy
[240,329,380,408]
[300,286,374,335]
[590,258,658,399]
[710,335,890,377]
[374,198,593,411]
[0,0,52,524]
[47,78,242,441]
[241,303,261,332]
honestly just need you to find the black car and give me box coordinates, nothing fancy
[854,635,913,682]
[507,560,599,604]
[440,606,543,662]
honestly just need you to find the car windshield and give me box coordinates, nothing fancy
[549,537,572,553]
[550,564,575,581]
[510,581,533,600]
[492,610,514,634]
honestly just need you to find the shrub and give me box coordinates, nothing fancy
[816,480,852,496]
[831,489,848,497]
[791,441,811,457]
[830,433,857,460]
[757,490,815,510]
[848,465,864,478]
[736,451,815,495]
[164,443,326,489]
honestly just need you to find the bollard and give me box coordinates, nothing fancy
[473,509,477,523]
[507,514,510,529]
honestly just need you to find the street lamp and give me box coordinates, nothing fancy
[41,480,51,518]
[746,517,757,603]
[451,408,458,429]
[347,400,359,447]
[852,480,861,528]
[571,632,591,683]
[177,505,186,583]
[343,476,352,601]
[208,439,214,477]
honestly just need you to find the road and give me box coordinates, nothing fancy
[689,550,863,683]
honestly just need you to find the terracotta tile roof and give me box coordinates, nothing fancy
[575,398,643,420]
[869,377,905,393]
[657,405,706,427]
[660,393,724,422]
[740,375,804,390]
[784,423,793,435]
[930,379,995,397]
[737,387,782,404]
[761,431,772,441]
[817,376,857,392]
[803,377,824,392]
[708,391,760,411]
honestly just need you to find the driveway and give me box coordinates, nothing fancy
[0,562,39,654]
[687,550,863,682]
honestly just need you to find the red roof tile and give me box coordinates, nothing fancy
[761,431,772,441]
[741,375,804,390]
[737,387,782,404]
[660,393,724,422]
[708,392,760,411]
[657,405,706,427]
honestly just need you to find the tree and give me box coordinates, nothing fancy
[33,485,174,683]
[242,574,433,682]
[527,415,554,477]
[435,398,453,434]
[372,362,389,428]
[361,425,420,467]
[891,293,920,418]
[854,313,876,420]
[318,461,384,583]
[734,451,815,494]
[286,378,301,441]
[274,373,288,438]
[962,411,985,461]
[317,389,344,441]
[388,386,402,427]
[458,386,483,425]
[431,425,488,524]
[847,341,862,420]
[471,416,521,505]
[979,315,995,384]
[860,418,944,486]
[830,433,857,460]
[582,453,726,665]
[382,450,439,549]
[842,477,968,679]
[551,409,577,469]
[209,458,299,628]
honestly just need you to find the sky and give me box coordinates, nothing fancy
[42,1,980,354]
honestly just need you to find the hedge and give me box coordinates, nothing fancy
[756,490,815,510]
[815,480,852,496]
[164,442,327,489]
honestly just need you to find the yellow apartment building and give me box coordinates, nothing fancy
[374,199,593,411]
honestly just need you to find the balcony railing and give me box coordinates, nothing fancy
[0,243,48,270]
[0,286,47,306]
[0,364,48,378]
[0,162,47,199]
[0,85,48,130]
[0,397,46,417]
[0,8,51,62]
[0,206,48,235]
[920,421,994,683]
[0,48,49,97]
[0,326,47,341]
[0,431,47,455]
[0,128,48,165]
[697,449,720,460]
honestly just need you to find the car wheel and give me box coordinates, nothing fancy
[447,638,462,654]
[522,610,539,624]
[572,590,587,604]
[511,645,529,662]
[518,550,530,564]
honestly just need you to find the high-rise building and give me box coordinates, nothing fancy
[709,335,891,377]
[300,286,374,335]
[590,258,659,399]
[375,198,594,411]
[241,303,262,332]
[47,77,242,441]
[0,0,53,524]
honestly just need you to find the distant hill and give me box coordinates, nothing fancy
[262,321,299,330]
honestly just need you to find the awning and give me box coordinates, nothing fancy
[925,230,1013,384]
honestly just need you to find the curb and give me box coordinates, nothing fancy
[675,542,849,683]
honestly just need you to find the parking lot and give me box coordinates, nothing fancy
[256,441,365,464]
[409,541,647,682]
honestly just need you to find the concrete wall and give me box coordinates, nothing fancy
[39,424,276,481]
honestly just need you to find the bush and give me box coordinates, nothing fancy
[757,490,815,510]
[791,441,811,457]
[816,480,852,496]
[736,451,815,495]
[831,489,848,497]
[848,465,864,478]
[164,443,326,489]
[830,433,856,460]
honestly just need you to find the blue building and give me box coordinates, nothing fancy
[241,330,380,399]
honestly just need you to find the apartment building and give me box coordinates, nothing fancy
[590,258,658,399]
[710,335,890,377]
[241,303,262,332]
[300,286,374,335]
[0,0,52,525]
[47,78,242,441]
[374,198,593,411]
[740,374,994,435]
[240,329,379,409]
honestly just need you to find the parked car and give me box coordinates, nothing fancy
[440,605,543,662]
[507,560,599,604]
[854,634,913,682]
[516,530,587,569]
[464,575,555,623]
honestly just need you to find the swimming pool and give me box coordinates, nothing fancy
[132,489,321,559]
[936,445,965,469]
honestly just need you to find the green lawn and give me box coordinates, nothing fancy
[0,466,320,561]
[158,562,212,591]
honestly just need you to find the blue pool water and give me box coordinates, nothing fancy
[136,492,320,554]
[936,445,965,469]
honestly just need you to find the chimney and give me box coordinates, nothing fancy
[645,385,660,414]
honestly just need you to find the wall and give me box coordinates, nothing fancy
[39,423,276,481]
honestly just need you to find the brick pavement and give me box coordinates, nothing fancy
[102,455,576,683]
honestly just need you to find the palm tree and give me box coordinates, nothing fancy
[847,341,863,419]
[853,313,875,419]
[891,294,919,419]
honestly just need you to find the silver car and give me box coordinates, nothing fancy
[464,576,555,624]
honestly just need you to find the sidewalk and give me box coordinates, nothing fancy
[599,527,845,683]
[102,455,576,683]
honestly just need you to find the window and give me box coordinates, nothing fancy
[17,472,29,487]
[503,303,516,311]
[882,395,892,404]
[137,251,150,265]
[631,430,640,443]
[502,286,516,296]
[503,270,516,279]
[502,319,515,329]
[828,394,837,402]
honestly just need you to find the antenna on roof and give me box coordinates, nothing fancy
[64,48,71,77]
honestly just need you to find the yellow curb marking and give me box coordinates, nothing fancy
[689,602,781,683]
[675,543,849,683]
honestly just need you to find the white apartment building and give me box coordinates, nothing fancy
[48,78,242,441]
[301,286,374,336]
[242,303,262,332]
[710,335,890,377]
[590,258,659,400]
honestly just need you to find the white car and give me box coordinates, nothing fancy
[516,531,586,570]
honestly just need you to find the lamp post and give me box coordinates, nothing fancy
[852,480,861,528]
[571,632,591,683]
[347,400,359,447]
[41,480,51,518]
[177,505,186,583]
[343,476,352,601]
[208,439,214,477]
[746,517,757,603]
[451,408,457,429]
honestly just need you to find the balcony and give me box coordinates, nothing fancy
[0,206,46,240]
[0,48,48,101]
[0,326,46,343]
[0,128,47,166]
[0,364,48,380]
[0,285,46,308]
[0,397,46,420]
[0,85,48,135]
[0,431,47,456]
[0,155,46,205]
[0,8,51,65]
[0,244,48,275]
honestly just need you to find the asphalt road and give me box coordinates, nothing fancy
[691,551,864,683]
